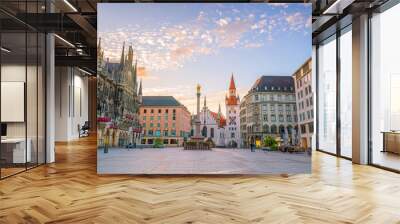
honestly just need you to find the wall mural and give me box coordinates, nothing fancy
[97,3,312,174]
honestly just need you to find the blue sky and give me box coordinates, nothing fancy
[98,3,311,114]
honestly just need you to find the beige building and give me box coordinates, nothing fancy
[240,76,298,147]
[293,58,313,148]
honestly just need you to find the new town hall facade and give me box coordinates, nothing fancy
[97,39,142,147]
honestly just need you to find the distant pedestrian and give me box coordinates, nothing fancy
[250,142,255,152]
[104,129,109,154]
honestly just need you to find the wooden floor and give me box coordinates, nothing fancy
[1,136,400,224]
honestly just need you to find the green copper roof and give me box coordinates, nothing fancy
[142,96,182,106]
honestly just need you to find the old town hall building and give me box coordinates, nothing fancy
[225,75,241,147]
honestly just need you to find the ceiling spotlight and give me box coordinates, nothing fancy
[54,34,75,48]
[78,67,93,76]
[63,0,78,12]
[1,47,11,53]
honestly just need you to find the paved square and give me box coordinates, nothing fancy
[98,147,311,174]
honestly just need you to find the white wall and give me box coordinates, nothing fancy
[54,67,89,141]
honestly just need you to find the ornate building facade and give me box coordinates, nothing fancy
[225,75,241,147]
[97,39,142,147]
[293,58,313,148]
[240,76,299,147]
[199,98,227,147]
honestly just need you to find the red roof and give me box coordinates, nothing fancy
[226,96,239,106]
[210,111,226,127]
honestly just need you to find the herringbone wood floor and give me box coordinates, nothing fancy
[1,136,400,224]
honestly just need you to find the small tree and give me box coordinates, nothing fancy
[263,136,278,150]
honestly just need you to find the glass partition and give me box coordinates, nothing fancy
[371,3,400,171]
[1,31,28,177]
[0,1,46,179]
[317,35,337,154]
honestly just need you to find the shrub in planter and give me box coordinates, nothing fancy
[263,136,278,151]
[153,138,164,148]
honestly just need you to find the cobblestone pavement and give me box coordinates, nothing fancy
[97,147,311,174]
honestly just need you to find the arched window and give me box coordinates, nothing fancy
[202,126,207,137]
[279,125,285,134]
[263,124,269,133]
[287,125,293,135]
[270,125,277,134]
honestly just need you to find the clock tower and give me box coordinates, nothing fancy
[225,74,241,148]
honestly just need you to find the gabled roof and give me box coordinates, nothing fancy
[142,96,182,106]
[210,111,226,127]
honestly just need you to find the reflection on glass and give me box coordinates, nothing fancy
[318,36,337,154]
[27,32,38,169]
[371,3,400,171]
[1,32,27,177]
[340,29,352,158]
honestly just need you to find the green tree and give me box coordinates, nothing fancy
[263,136,278,150]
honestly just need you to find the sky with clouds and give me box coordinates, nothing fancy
[98,3,311,115]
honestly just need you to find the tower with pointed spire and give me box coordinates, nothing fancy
[120,41,125,66]
[138,79,143,104]
[225,73,241,148]
[97,38,142,147]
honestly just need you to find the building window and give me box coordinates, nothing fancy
[157,123,160,127]
[211,128,214,138]
[271,115,276,122]
[151,109,154,113]
[231,132,235,138]
[287,115,292,122]
[155,130,161,137]
[263,114,268,121]
[171,130,176,136]
[301,124,306,134]
[164,130,169,136]
[148,130,154,136]
[279,115,284,122]
[309,122,314,133]
[143,116,146,121]
[150,123,154,127]
[165,109,169,113]
[144,109,147,113]
[150,116,154,120]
